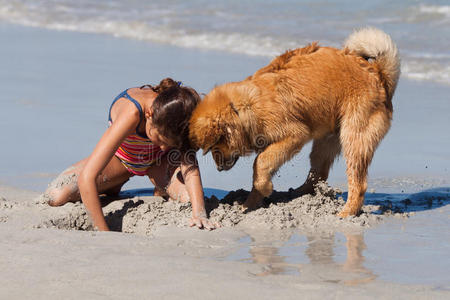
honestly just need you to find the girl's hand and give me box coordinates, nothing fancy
[189,211,220,230]
[78,104,140,231]
[180,153,220,230]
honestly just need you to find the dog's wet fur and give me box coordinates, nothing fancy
[189,27,400,217]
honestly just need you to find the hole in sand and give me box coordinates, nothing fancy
[35,182,428,234]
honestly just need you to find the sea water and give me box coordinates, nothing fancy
[0,0,449,193]
[1,0,449,85]
[1,1,449,288]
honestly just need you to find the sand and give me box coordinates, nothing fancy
[31,182,409,235]
[1,22,449,299]
[1,184,449,299]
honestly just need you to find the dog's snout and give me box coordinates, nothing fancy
[217,165,224,171]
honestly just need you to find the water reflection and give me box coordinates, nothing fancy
[305,233,335,265]
[241,231,377,285]
[249,246,287,276]
[340,234,377,285]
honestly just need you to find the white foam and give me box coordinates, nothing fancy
[0,3,298,57]
[0,1,448,86]
[403,4,450,25]
[402,61,450,85]
[417,4,450,17]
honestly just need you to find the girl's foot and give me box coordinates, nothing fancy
[45,187,80,206]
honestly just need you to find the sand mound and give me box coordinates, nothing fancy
[36,182,410,233]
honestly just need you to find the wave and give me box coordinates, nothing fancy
[402,61,450,86]
[362,4,450,25]
[0,4,317,57]
[417,4,450,17]
[0,1,449,86]
[406,4,450,24]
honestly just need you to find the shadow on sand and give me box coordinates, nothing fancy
[217,185,450,214]
[101,187,230,231]
[100,184,449,232]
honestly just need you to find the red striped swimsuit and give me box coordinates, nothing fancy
[108,89,167,176]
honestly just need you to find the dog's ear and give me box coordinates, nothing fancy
[229,102,239,116]
[190,115,226,155]
[203,121,234,155]
[189,87,243,154]
[203,121,242,155]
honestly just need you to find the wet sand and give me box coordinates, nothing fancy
[1,184,449,299]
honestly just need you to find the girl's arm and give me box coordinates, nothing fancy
[180,151,218,230]
[78,109,139,231]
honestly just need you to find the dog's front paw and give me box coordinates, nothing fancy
[338,210,351,218]
[338,205,361,218]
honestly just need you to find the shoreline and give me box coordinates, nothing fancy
[1,22,449,194]
[1,183,449,298]
[1,22,449,298]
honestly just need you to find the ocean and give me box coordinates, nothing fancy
[1,2,449,291]
[0,0,449,85]
[0,0,449,193]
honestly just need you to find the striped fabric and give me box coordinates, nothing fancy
[114,133,167,176]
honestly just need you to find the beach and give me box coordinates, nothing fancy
[2,180,450,299]
[1,11,450,300]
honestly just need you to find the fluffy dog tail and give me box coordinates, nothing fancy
[344,27,401,101]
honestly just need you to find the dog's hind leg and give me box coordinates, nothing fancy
[339,111,391,217]
[244,134,309,211]
[296,134,341,195]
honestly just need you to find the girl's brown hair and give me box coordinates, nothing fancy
[148,78,201,151]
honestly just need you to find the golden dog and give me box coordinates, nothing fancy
[189,27,400,217]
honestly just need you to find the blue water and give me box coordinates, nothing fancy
[0,0,449,194]
[0,5,449,290]
[0,0,449,85]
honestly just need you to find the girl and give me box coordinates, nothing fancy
[43,78,217,231]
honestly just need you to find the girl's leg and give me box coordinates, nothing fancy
[146,156,189,203]
[44,156,132,206]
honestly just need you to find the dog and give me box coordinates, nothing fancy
[189,27,400,217]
